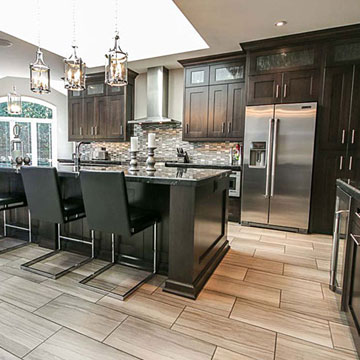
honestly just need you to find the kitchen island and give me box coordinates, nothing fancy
[0,162,230,299]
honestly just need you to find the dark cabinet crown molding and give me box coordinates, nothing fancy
[178,51,245,67]
[240,23,360,52]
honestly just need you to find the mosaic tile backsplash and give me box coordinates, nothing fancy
[86,123,241,165]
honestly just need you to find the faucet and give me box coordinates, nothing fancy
[74,141,90,167]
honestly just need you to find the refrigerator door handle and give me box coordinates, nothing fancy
[265,118,273,198]
[270,118,279,197]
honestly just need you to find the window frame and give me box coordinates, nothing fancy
[0,96,57,165]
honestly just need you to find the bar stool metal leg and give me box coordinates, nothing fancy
[0,207,32,253]
[91,230,95,258]
[3,210,6,237]
[79,222,158,300]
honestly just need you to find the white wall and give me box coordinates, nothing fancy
[0,76,72,159]
[134,68,184,122]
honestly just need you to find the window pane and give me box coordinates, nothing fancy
[0,122,10,163]
[15,122,32,158]
[37,123,52,165]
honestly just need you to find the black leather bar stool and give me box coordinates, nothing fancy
[20,166,94,279]
[0,193,31,252]
[79,170,159,300]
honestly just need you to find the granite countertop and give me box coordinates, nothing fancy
[165,161,241,171]
[336,179,360,200]
[0,162,230,187]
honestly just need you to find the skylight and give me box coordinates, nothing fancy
[0,0,208,67]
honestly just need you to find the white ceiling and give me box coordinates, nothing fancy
[0,0,208,68]
[1,0,360,76]
[128,0,360,72]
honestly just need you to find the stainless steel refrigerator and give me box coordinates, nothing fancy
[241,102,317,232]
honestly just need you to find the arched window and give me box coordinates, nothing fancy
[0,96,57,165]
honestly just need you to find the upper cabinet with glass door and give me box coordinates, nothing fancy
[326,40,360,65]
[249,46,320,75]
[185,65,210,87]
[209,61,245,85]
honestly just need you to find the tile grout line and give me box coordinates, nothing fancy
[21,325,64,359]
[273,332,278,360]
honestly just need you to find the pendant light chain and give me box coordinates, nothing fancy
[115,0,119,35]
[36,0,41,48]
[72,0,76,47]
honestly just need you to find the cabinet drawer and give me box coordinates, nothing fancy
[185,66,210,87]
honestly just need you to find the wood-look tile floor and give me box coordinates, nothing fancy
[0,224,358,360]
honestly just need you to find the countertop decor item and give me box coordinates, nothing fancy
[30,0,50,94]
[146,147,157,173]
[7,86,22,115]
[105,0,128,87]
[129,150,139,173]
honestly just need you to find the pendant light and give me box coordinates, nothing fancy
[105,0,128,87]
[30,0,51,94]
[7,86,22,115]
[64,0,86,91]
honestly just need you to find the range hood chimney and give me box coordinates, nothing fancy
[128,66,180,124]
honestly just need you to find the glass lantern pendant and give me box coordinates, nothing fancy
[30,48,51,94]
[7,86,22,115]
[64,45,86,91]
[105,33,128,87]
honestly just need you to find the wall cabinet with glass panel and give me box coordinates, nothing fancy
[182,56,246,141]
[247,46,321,105]
[68,71,136,142]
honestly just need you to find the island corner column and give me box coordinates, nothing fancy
[164,175,230,299]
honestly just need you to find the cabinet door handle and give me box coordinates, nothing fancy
[351,233,360,246]
[352,129,355,144]
[120,125,123,135]
[275,84,280,98]
[94,126,97,136]
[186,124,189,133]
[283,84,287,98]
[222,123,225,133]
[90,127,93,135]
[341,129,346,144]
[79,127,82,136]
[228,122,232,134]
[349,156,353,171]
[339,155,343,170]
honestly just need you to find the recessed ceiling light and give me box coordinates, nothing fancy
[275,20,287,27]
[0,39,13,47]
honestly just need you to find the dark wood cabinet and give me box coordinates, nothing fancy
[68,98,84,141]
[208,85,228,138]
[227,82,245,138]
[183,86,209,139]
[247,70,319,105]
[320,65,353,151]
[311,150,348,233]
[82,97,94,138]
[94,96,108,139]
[68,71,137,142]
[247,73,282,105]
[107,95,125,140]
[282,69,319,103]
[182,55,246,142]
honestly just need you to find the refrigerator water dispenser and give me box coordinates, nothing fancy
[249,142,266,168]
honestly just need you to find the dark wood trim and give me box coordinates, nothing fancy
[240,23,360,52]
[178,51,245,67]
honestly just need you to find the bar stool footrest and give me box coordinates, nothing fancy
[79,263,155,300]
[21,250,92,279]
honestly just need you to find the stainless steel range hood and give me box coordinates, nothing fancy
[128,66,180,124]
